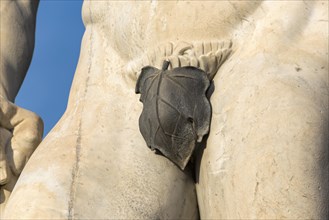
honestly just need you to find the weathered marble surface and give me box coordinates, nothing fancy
[1,1,328,219]
[196,1,329,219]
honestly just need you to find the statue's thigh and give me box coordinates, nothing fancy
[4,100,198,219]
[196,55,328,219]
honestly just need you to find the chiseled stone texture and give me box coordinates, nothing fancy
[3,1,329,219]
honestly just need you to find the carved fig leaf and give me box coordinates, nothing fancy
[135,61,211,169]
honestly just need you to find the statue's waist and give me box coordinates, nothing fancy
[125,40,233,82]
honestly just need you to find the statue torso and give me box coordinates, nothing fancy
[81,1,261,61]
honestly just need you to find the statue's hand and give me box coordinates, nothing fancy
[0,96,43,185]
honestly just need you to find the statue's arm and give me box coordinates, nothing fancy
[0,0,39,101]
[0,1,42,187]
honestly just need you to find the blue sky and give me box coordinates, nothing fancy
[16,1,85,136]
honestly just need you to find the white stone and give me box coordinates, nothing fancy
[1,1,328,219]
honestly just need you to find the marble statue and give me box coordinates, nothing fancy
[0,0,43,216]
[0,1,328,219]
